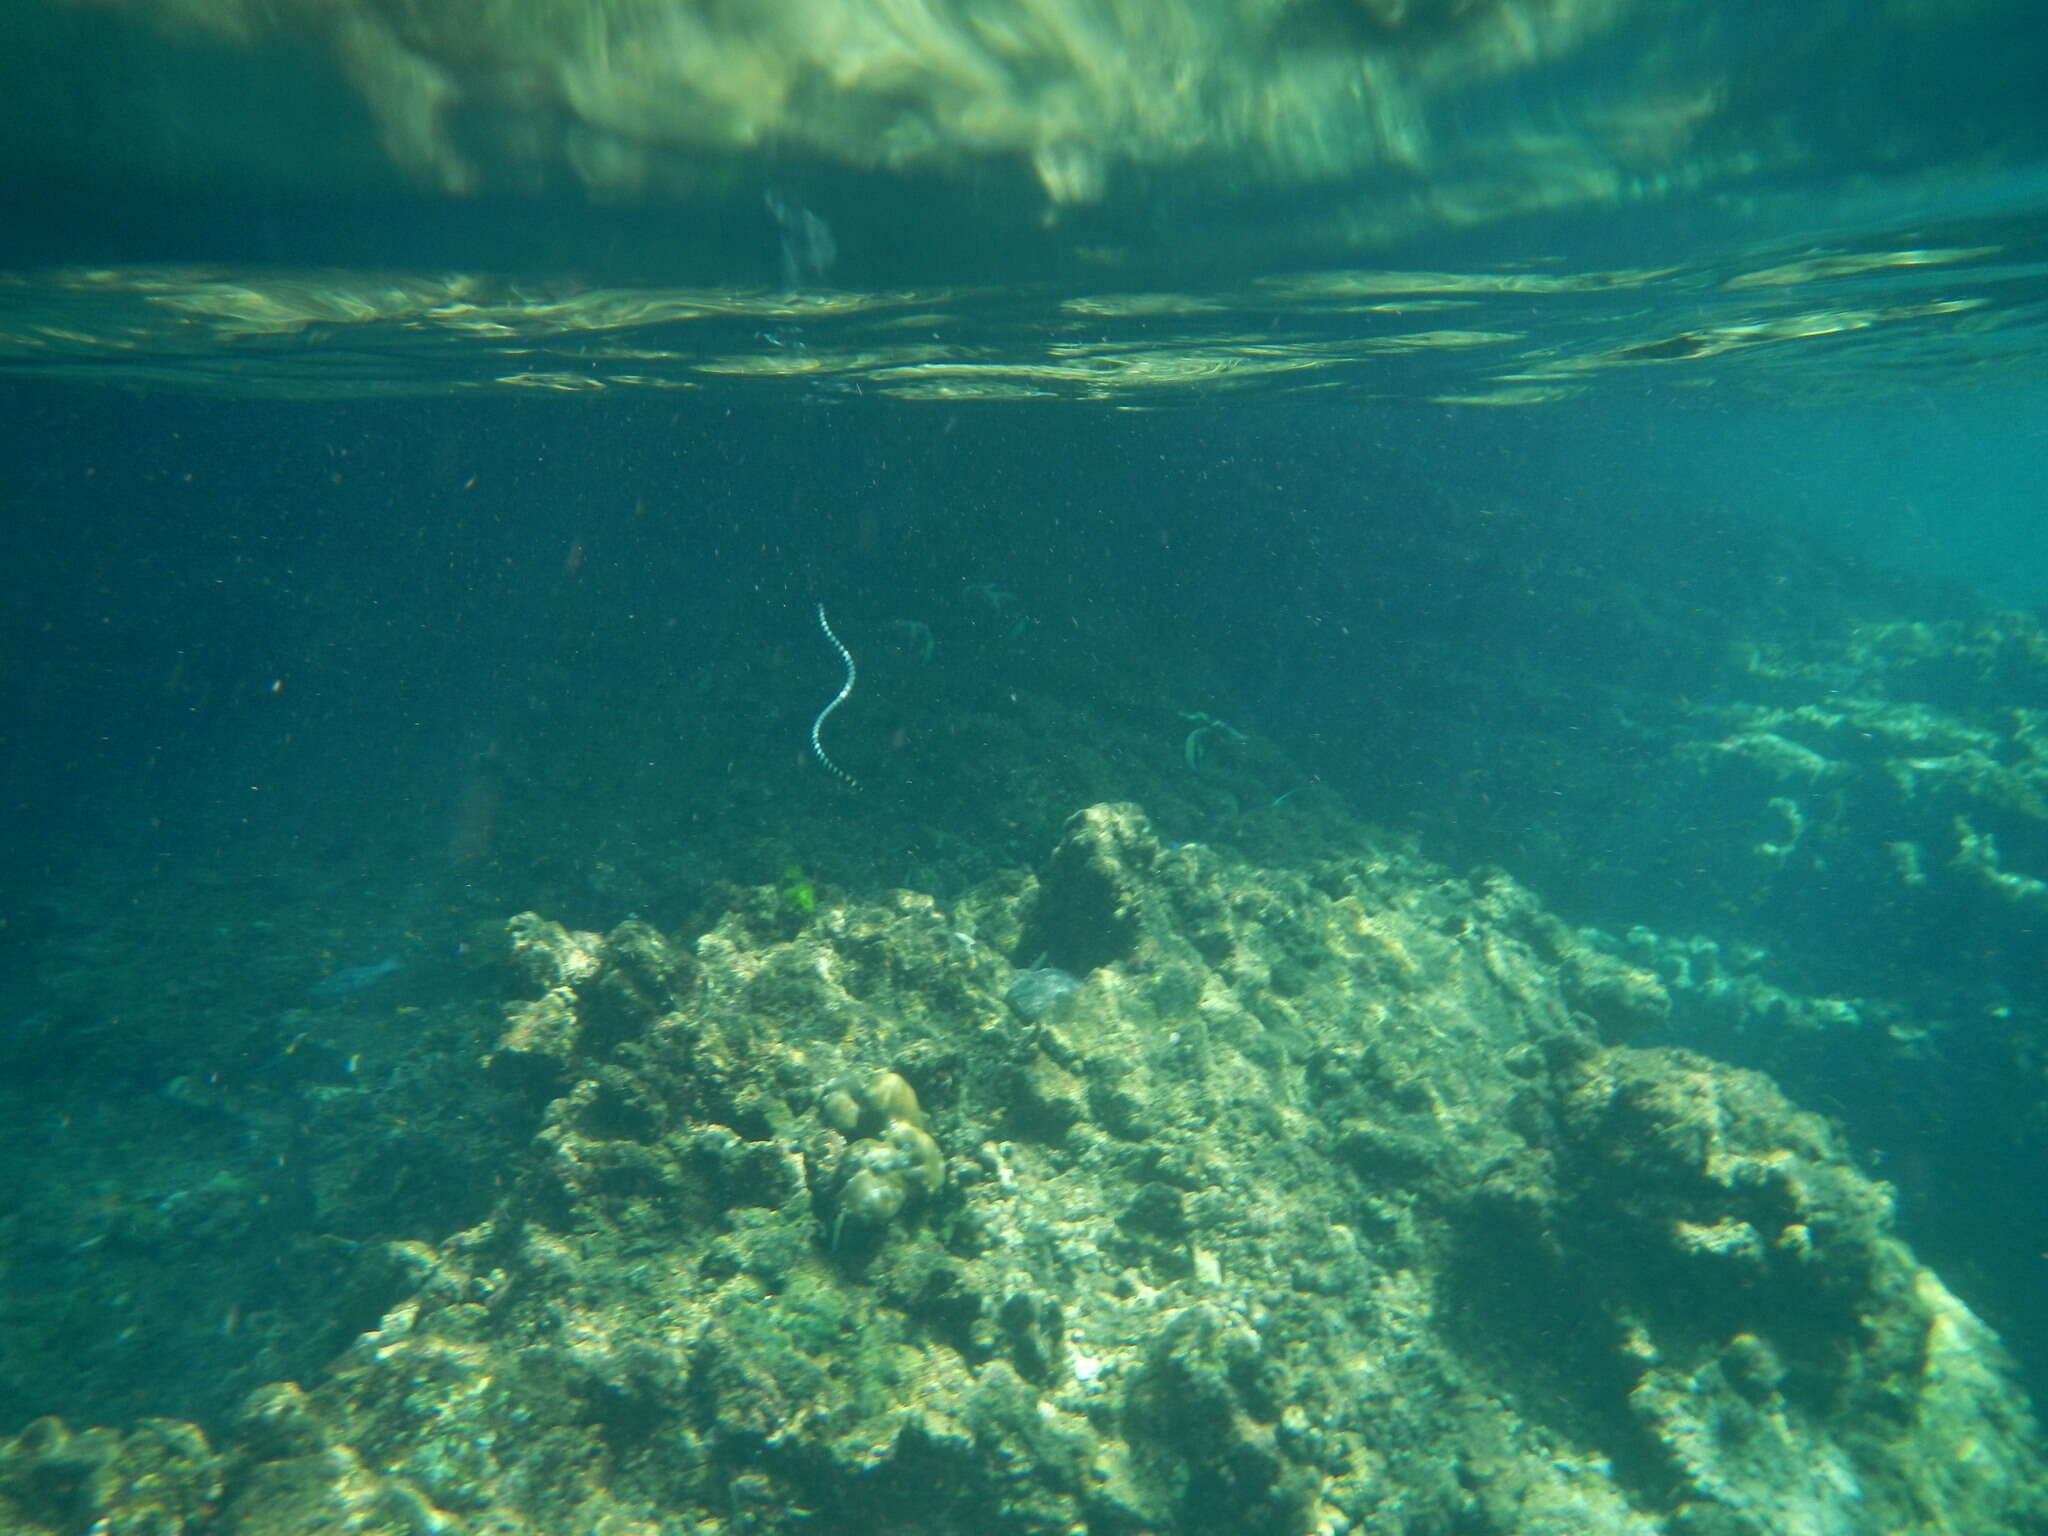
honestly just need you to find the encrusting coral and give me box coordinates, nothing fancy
[818,1070,945,1246]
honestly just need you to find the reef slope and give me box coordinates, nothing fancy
[4,803,2040,1535]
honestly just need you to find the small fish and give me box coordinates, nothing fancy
[309,955,401,998]
[1005,964,1083,1023]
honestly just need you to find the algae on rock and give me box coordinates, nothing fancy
[6,802,2042,1536]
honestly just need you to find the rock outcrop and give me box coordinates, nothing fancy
[5,804,2039,1535]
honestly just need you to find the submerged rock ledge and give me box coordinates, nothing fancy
[4,803,2041,1535]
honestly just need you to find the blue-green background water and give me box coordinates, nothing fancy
[4,0,2048,1513]
[8,384,2045,1415]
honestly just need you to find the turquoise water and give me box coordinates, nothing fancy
[3,5,2048,1532]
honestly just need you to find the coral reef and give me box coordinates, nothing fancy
[1548,611,2048,1019]
[0,1417,220,1536]
[1325,600,2048,1405]
[816,1070,945,1246]
[1545,612,2048,1406]
[8,802,2039,1535]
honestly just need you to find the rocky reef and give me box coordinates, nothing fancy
[3,802,2041,1535]
[1499,610,2048,1384]
[1618,611,2048,998]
